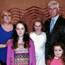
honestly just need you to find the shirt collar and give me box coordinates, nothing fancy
[51,15,59,21]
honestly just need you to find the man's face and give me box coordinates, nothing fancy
[49,7,59,17]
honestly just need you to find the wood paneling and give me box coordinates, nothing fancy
[0,0,65,31]
[8,6,64,32]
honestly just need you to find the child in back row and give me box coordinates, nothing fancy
[47,41,65,65]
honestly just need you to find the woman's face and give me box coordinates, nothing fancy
[3,12,11,24]
[16,23,25,37]
[34,21,42,32]
[54,46,63,58]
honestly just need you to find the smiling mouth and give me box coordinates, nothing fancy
[19,33,22,34]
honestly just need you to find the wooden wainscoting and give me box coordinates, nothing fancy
[8,6,65,32]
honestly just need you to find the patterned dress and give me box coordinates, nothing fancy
[14,43,29,65]
[7,39,36,65]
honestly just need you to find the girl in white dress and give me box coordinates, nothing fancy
[30,21,47,65]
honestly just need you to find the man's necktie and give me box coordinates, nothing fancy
[50,18,55,32]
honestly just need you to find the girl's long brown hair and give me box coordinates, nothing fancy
[13,21,29,49]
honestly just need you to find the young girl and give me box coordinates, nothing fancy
[7,21,36,65]
[30,21,47,65]
[47,41,65,65]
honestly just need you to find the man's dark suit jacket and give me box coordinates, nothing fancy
[44,15,65,59]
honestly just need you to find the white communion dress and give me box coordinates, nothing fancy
[30,32,47,65]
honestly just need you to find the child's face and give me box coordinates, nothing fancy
[16,23,25,37]
[34,21,42,32]
[54,46,63,58]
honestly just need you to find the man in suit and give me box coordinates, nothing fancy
[44,0,65,60]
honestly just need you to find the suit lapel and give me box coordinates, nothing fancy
[47,19,51,34]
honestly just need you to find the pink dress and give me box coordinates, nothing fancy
[47,57,64,65]
[7,39,36,65]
